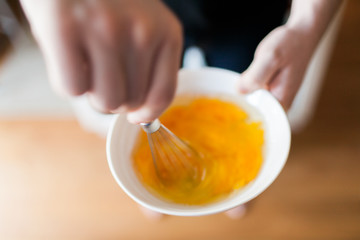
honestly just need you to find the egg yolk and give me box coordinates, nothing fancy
[132,97,264,205]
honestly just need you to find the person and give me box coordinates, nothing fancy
[19,0,341,219]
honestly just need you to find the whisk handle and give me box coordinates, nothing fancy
[140,119,161,133]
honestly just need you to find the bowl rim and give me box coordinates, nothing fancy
[106,67,291,216]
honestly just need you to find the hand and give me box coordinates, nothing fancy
[238,26,316,110]
[20,0,183,123]
[238,0,341,111]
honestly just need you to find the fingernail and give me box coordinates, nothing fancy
[111,106,128,114]
[238,87,248,94]
[237,78,249,94]
[127,108,155,124]
[237,84,250,94]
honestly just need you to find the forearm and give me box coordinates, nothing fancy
[286,0,342,47]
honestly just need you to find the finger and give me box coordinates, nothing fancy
[138,205,164,221]
[127,28,182,124]
[224,204,247,219]
[39,18,90,97]
[237,49,282,94]
[120,20,157,111]
[268,68,301,111]
[86,36,127,112]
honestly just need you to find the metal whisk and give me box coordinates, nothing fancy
[141,119,206,190]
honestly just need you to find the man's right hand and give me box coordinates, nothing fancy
[20,0,183,123]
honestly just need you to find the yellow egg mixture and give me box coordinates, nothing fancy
[132,96,264,205]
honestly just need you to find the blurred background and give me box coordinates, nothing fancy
[0,0,359,239]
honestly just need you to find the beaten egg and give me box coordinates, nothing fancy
[132,96,264,205]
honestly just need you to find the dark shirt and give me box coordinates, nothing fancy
[163,1,290,72]
[163,0,289,37]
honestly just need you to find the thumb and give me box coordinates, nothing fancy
[238,49,282,94]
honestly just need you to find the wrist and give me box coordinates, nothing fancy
[284,22,319,52]
[286,0,342,49]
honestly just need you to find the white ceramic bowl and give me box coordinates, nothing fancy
[107,67,291,216]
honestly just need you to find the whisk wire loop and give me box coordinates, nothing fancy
[141,119,206,189]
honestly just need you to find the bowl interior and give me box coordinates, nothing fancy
[107,67,291,216]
